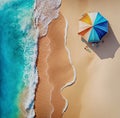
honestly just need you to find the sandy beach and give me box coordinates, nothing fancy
[35,0,120,118]
[47,13,74,118]
[35,13,74,118]
[60,0,120,118]
[35,36,53,118]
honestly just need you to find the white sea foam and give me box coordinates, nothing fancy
[34,0,61,37]
[61,17,77,113]
[22,27,39,118]
[22,0,62,118]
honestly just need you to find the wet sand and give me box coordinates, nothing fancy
[61,0,120,118]
[35,36,53,118]
[35,13,74,118]
[47,13,74,118]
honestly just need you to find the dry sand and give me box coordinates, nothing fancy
[35,13,74,118]
[60,0,120,118]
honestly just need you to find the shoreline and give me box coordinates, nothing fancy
[47,13,74,118]
[35,13,75,118]
[35,36,53,118]
[61,16,76,113]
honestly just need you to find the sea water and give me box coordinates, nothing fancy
[0,0,61,117]
[0,0,38,117]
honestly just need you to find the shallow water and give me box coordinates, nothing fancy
[0,0,38,117]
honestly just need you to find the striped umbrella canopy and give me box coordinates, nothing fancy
[78,12,108,43]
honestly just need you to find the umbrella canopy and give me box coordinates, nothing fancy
[78,12,108,43]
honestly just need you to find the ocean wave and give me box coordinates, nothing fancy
[0,0,62,118]
[34,0,61,37]
[0,0,39,118]
[22,27,39,118]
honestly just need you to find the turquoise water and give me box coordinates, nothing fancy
[0,0,38,117]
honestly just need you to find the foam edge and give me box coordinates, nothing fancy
[61,17,77,113]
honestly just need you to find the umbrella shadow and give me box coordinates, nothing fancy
[82,25,120,59]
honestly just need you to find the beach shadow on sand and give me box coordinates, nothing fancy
[82,24,120,59]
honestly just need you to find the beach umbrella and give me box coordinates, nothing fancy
[78,12,108,43]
